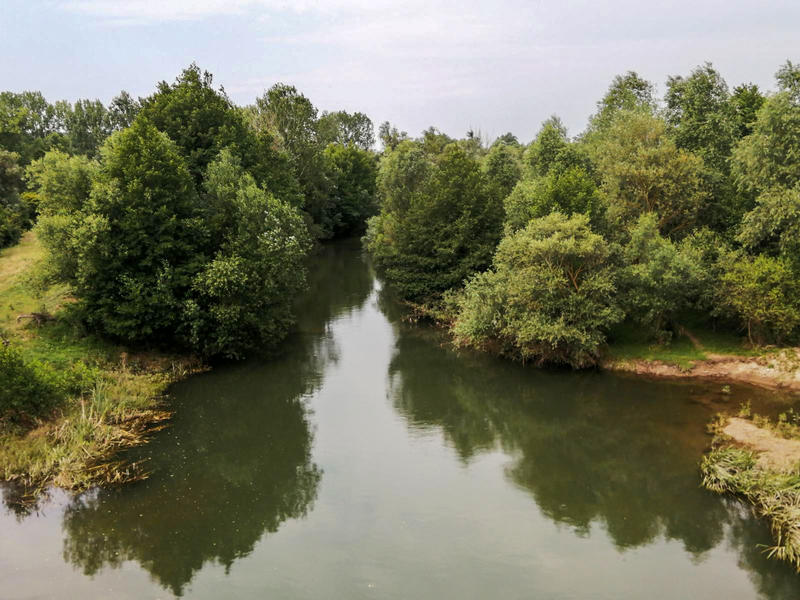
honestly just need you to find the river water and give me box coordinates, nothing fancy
[2,239,800,599]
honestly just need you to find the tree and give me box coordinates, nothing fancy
[729,84,765,139]
[716,253,800,345]
[586,71,657,133]
[378,121,408,151]
[0,149,27,247]
[64,99,111,157]
[366,143,503,301]
[58,118,202,342]
[317,110,375,150]
[452,212,623,368]
[592,111,708,237]
[503,166,601,235]
[731,66,800,194]
[482,142,522,201]
[182,151,311,358]
[141,65,259,185]
[0,91,66,164]
[107,91,141,131]
[322,143,378,236]
[27,151,96,275]
[737,184,800,266]
[618,214,705,340]
[523,116,568,177]
[254,83,335,236]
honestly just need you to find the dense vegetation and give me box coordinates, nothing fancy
[368,60,800,367]
[0,65,379,440]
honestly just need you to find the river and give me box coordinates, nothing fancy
[1,239,799,599]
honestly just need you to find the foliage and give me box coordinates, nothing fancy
[366,143,503,301]
[0,343,85,423]
[0,150,28,248]
[731,76,800,194]
[482,141,522,201]
[617,214,705,340]
[378,121,409,151]
[592,111,708,237]
[317,110,375,150]
[587,71,657,133]
[737,184,800,265]
[322,143,378,236]
[452,213,623,367]
[716,253,800,345]
[523,116,568,177]
[503,166,601,235]
[182,151,311,358]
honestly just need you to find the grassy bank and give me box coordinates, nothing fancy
[701,410,800,570]
[0,233,201,505]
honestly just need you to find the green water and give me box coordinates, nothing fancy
[2,239,800,598]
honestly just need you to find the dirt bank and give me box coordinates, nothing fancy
[604,349,800,391]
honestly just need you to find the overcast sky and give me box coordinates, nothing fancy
[2,0,798,143]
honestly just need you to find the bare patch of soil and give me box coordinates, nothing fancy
[605,349,800,391]
[723,417,800,472]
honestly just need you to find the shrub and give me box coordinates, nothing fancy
[0,344,65,423]
[452,213,623,368]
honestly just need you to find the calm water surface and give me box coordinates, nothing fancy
[2,239,800,599]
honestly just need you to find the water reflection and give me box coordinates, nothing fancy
[58,240,375,596]
[386,321,800,591]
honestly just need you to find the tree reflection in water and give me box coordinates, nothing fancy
[59,239,375,597]
[386,319,800,591]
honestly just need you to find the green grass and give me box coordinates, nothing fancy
[605,316,768,370]
[0,233,201,504]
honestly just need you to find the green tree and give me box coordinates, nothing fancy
[64,99,111,157]
[586,71,657,133]
[0,149,27,247]
[107,91,141,131]
[28,150,96,276]
[729,84,765,139]
[65,118,202,342]
[618,214,705,340]
[482,142,522,201]
[323,143,378,236]
[716,253,800,345]
[731,65,800,194]
[523,116,568,177]
[366,143,503,301]
[0,91,66,164]
[503,166,601,234]
[317,110,375,150]
[452,212,623,367]
[378,121,409,151]
[592,111,708,237]
[182,151,311,358]
[737,185,800,265]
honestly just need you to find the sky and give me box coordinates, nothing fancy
[1,0,799,143]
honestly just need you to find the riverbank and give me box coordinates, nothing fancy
[702,411,800,570]
[602,322,800,391]
[0,233,202,505]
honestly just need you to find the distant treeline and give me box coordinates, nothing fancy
[2,60,799,368]
[366,61,800,366]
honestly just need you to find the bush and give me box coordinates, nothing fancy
[452,213,623,368]
[0,344,65,423]
[618,214,706,340]
[716,253,800,345]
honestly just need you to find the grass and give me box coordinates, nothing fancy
[605,317,767,370]
[0,232,201,506]
[701,412,800,571]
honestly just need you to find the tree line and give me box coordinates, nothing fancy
[0,65,379,360]
[367,61,800,367]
